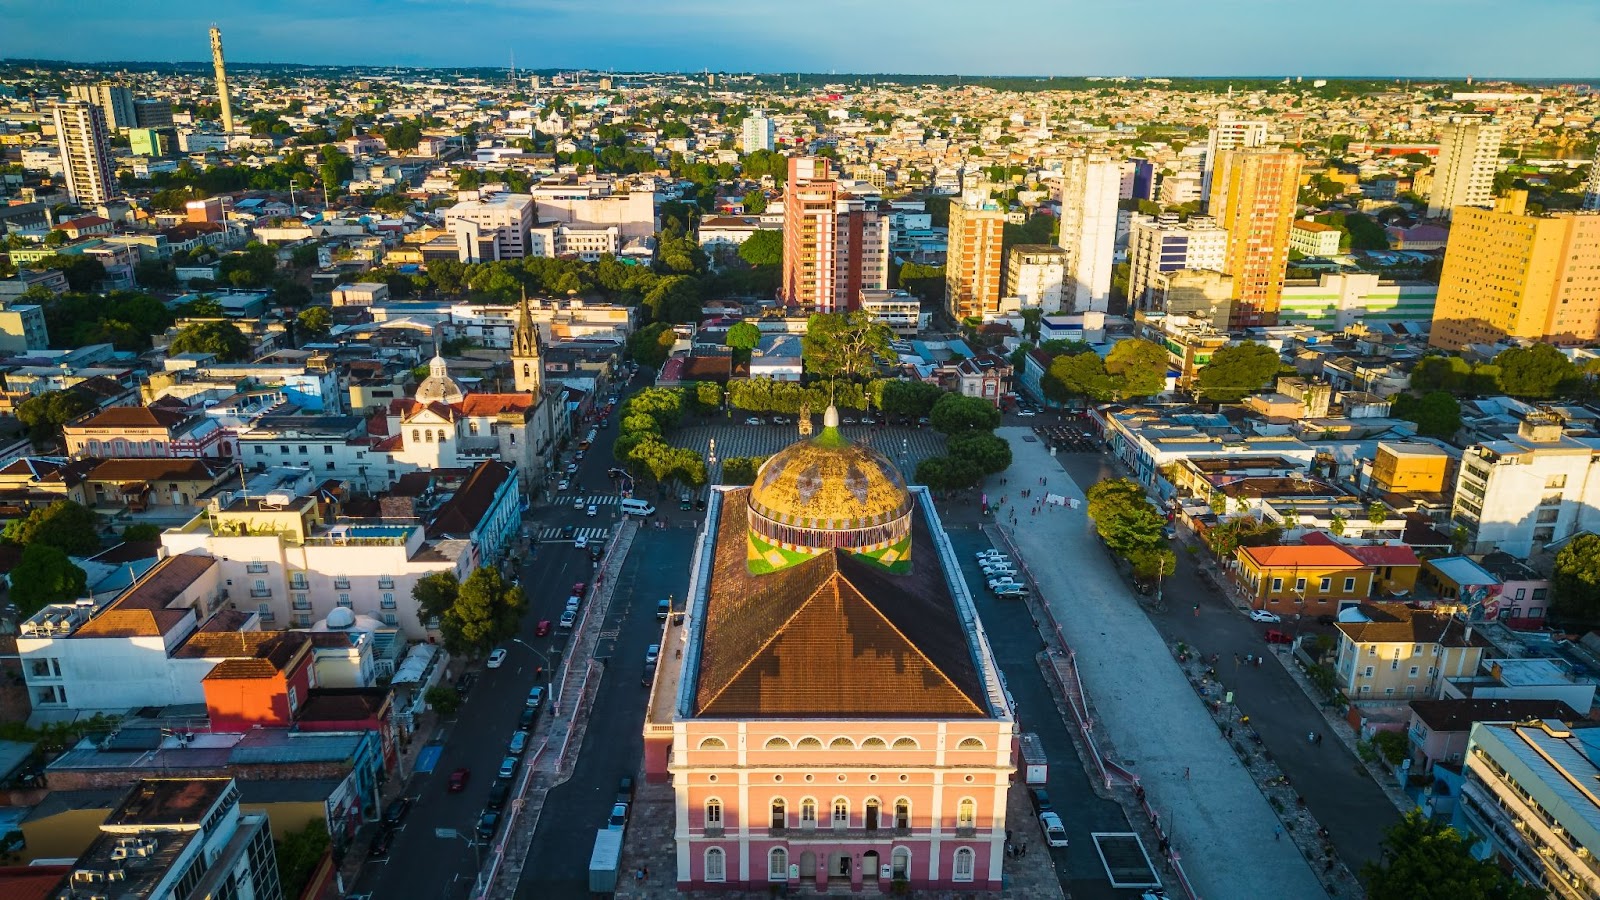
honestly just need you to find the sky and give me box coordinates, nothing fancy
[1,0,1597,78]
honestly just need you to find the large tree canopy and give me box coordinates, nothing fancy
[1390,391,1462,439]
[929,393,1001,435]
[1493,343,1576,400]
[801,311,892,381]
[1362,809,1545,900]
[1194,341,1282,403]
[10,543,88,617]
[169,321,251,361]
[1553,533,1600,626]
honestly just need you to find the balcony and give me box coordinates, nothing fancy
[289,578,310,591]
[292,599,312,611]
[333,579,352,590]
[249,588,272,599]
[378,578,395,591]
[246,562,269,574]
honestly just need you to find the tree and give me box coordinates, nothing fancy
[411,571,459,623]
[801,311,892,381]
[725,321,762,359]
[34,254,107,292]
[1362,809,1545,900]
[1044,350,1114,403]
[297,306,332,341]
[1129,546,1177,584]
[1494,343,1576,399]
[896,262,945,302]
[1086,479,1167,560]
[319,146,353,197]
[915,455,982,491]
[642,275,703,323]
[274,820,330,900]
[929,393,1001,435]
[438,566,526,656]
[121,524,161,542]
[947,431,1012,475]
[741,190,767,214]
[880,380,945,418]
[424,685,462,717]
[1553,533,1600,626]
[10,543,88,617]
[737,229,782,267]
[1391,391,1462,438]
[627,322,677,370]
[169,321,250,361]
[1194,341,1282,403]
[1104,338,1169,399]
[720,455,769,486]
[16,389,92,447]
[5,500,102,555]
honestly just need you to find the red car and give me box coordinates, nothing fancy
[1263,629,1293,644]
[448,768,470,793]
[572,582,588,598]
[535,619,552,637]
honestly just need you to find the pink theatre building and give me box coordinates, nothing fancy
[644,410,1015,892]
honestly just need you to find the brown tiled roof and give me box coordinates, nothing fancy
[427,460,514,538]
[75,553,216,638]
[455,394,534,417]
[1410,698,1579,733]
[297,687,390,722]
[1335,603,1491,648]
[695,489,986,718]
[85,458,222,483]
[73,406,188,430]
[200,633,310,679]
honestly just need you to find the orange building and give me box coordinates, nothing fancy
[201,632,317,731]
[1207,148,1303,328]
[780,157,889,312]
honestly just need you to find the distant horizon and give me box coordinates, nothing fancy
[3,0,1597,78]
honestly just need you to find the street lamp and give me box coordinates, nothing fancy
[511,638,556,706]
[433,827,484,895]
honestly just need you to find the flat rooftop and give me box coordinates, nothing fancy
[105,778,232,828]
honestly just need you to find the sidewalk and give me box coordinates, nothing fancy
[333,707,442,893]
[485,519,639,897]
[992,427,1326,900]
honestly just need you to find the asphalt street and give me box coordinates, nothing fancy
[1045,419,1400,870]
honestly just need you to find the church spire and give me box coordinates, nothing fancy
[512,286,543,393]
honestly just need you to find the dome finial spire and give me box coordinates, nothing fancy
[823,403,840,429]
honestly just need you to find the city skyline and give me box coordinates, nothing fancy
[2,0,1598,77]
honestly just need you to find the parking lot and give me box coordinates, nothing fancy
[673,418,948,478]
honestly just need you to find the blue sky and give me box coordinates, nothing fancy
[1,0,1596,77]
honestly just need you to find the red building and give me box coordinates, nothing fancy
[296,687,399,772]
[201,632,317,731]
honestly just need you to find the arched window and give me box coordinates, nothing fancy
[892,737,919,749]
[705,847,726,882]
[957,797,977,829]
[797,736,823,749]
[865,798,881,830]
[769,847,788,881]
[425,429,434,443]
[829,736,855,750]
[522,364,530,377]
[799,798,818,828]
[958,737,986,750]
[862,736,887,749]
[892,847,911,879]
[438,429,447,443]
[764,736,791,750]
[894,798,911,830]
[953,847,975,882]
[412,429,420,442]
[832,797,850,829]
[698,737,727,750]
[770,798,786,830]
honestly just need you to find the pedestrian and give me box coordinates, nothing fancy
[1021,842,1027,857]
[643,865,650,879]
[1192,604,1200,617]
[1184,766,1190,780]
[1226,725,1234,738]
[1274,825,1282,841]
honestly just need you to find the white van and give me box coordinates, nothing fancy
[620,498,656,517]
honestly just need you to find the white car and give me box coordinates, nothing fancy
[976,550,1007,560]
[860,416,876,425]
[744,416,764,426]
[486,648,508,669]
[994,586,1029,598]
[1249,609,1282,624]
[586,504,598,517]
[576,497,587,508]
[982,565,1018,577]
[1017,409,1038,417]
[1039,811,1069,847]
[557,479,571,491]
[989,579,1025,592]
[575,535,590,549]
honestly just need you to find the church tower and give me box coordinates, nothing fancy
[512,289,542,393]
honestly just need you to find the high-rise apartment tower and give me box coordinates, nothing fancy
[742,111,774,154]
[1057,150,1122,313]
[1202,110,1268,202]
[1207,148,1302,329]
[944,196,1006,320]
[51,101,116,206]
[68,83,136,131]
[210,25,235,134]
[780,157,888,312]
[1427,117,1503,219]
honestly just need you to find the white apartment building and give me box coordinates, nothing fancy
[237,415,390,493]
[1057,150,1121,313]
[1126,213,1228,311]
[52,101,117,206]
[1202,109,1268,201]
[530,180,656,240]
[1460,719,1600,899]
[529,222,620,260]
[69,83,137,131]
[1004,245,1067,314]
[1452,416,1600,558]
[859,288,927,336]
[742,111,775,153]
[444,190,536,262]
[1288,220,1343,257]
[697,215,773,249]
[1428,117,1504,219]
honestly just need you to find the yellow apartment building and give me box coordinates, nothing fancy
[1429,192,1600,350]
[1207,148,1303,328]
[1370,441,1453,495]
[1235,543,1374,615]
[945,198,1007,321]
[1334,602,1488,701]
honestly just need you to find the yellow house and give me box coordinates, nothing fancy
[1334,602,1488,701]
[1235,542,1374,615]
[1371,442,1452,495]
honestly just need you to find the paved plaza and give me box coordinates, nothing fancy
[988,427,1327,900]
[673,421,946,479]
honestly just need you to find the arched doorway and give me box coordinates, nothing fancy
[830,852,853,885]
[863,850,881,885]
[799,851,816,879]
[892,847,911,880]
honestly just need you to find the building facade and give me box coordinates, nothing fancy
[944,198,1006,321]
[1057,150,1121,313]
[1334,603,1486,702]
[1277,273,1439,330]
[1207,148,1302,328]
[1126,213,1228,312]
[1004,245,1067,314]
[1202,110,1268,200]
[1428,193,1600,350]
[1288,220,1342,257]
[1427,117,1504,219]
[1452,415,1600,558]
[51,101,116,206]
[742,112,775,153]
[780,157,889,312]
[444,191,536,263]
[68,83,136,131]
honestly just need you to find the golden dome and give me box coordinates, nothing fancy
[746,406,913,571]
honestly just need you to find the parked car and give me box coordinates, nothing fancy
[486,648,508,669]
[616,776,635,804]
[988,575,1024,589]
[565,462,578,474]
[1017,408,1038,417]
[507,731,529,755]
[575,534,590,549]
[645,644,660,665]
[982,564,1017,576]
[486,779,511,810]
[994,586,1029,599]
[448,768,470,793]
[1029,787,1052,813]
[657,600,670,620]
[497,756,519,780]
[518,707,537,730]
[558,609,577,630]
[565,595,581,612]
[607,802,629,831]
[535,619,552,637]
[476,810,501,840]
[1039,811,1069,847]
[382,797,411,827]
[744,416,764,426]
[860,416,877,425]
[526,686,545,709]
[1248,610,1282,624]
[368,828,394,858]
[572,582,588,597]
[557,479,571,491]
[1263,629,1293,644]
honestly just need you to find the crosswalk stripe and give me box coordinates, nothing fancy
[536,527,612,542]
